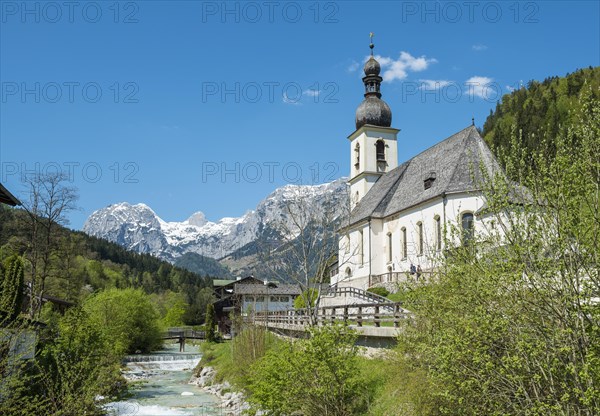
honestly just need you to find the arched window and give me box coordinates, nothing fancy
[417,222,424,255]
[387,232,393,262]
[345,267,352,278]
[354,143,360,169]
[401,227,407,259]
[376,140,385,161]
[344,233,350,253]
[359,230,364,266]
[434,215,441,251]
[461,212,474,245]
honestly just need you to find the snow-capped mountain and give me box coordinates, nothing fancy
[83,179,348,263]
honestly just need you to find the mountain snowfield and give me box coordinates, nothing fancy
[83,179,349,263]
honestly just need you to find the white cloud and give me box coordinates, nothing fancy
[282,92,302,105]
[418,79,453,89]
[465,76,494,99]
[472,44,488,51]
[368,51,437,82]
[505,85,515,92]
[347,61,360,73]
[303,89,320,97]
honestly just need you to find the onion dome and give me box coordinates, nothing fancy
[363,55,381,76]
[355,36,393,129]
[355,97,392,129]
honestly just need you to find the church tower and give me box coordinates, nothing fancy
[349,37,399,208]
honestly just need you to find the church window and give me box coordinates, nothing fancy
[401,227,407,259]
[434,215,441,251]
[417,222,424,255]
[461,212,474,245]
[354,143,360,168]
[387,232,393,262]
[344,233,350,253]
[376,140,386,161]
[359,230,364,266]
[345,267,352,278]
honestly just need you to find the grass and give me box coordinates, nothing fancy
[197,341,237,385]
[198,326,280,389]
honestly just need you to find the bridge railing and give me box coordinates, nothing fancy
[322,286,394,309]
[251,302,409,328]
[163,329,206,339]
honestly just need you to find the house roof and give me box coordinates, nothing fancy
[234,283,302,296]
[213,279,236,287]
[215,276,263,289]
[0,183,21,206]
[348,125,502,227]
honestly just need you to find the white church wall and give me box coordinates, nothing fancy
[335,221,370,289]
[333,192,491,290]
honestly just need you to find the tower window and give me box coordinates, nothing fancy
[376,140,385,161]
[387,232,393,262]
[354,143,360,168]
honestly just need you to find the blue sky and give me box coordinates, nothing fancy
[1,0,598,229]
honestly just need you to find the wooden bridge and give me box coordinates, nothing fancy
[250,301,410,346]
[162,329,205,352]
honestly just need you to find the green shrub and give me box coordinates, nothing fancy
[83,288,162,354]
[294,288,319,309]
[248,324,367,416]
[367,286,390,298]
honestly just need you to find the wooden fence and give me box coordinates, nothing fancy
[252,301,408,328]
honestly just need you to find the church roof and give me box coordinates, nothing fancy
[0,183,21,206]
[348,125,502,226]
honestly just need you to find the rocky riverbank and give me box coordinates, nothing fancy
[189,366,259,416]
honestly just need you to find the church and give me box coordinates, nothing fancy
[332,41,502,290]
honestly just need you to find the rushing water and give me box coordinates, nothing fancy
[104,344,222,416]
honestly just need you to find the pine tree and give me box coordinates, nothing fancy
[0,255,25,322]
[205,303,217,342]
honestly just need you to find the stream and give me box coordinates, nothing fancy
[104,343,222,416]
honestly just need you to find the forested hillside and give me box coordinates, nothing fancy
[174,252,232,278]
[0,205,213,324]
[483,66,600,154]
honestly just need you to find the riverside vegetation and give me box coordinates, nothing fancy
[197,81,599,415]
[0,178,217,415]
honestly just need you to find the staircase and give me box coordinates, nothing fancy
[319,286,396,312]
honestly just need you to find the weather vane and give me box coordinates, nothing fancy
[369,32,375,55]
